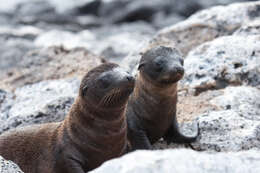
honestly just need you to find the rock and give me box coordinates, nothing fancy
[99,0,251,25]
[34,30,95,49]
[169,0,202,17]
[99,0,167,23]
[94,22,155,61]
[71,0,102,16]
[0,12,13,26]
[152,12,185,29]
[0,37,35,72]
[0,46,102,90]
[13,1,85,32]
[195,0,255,9]
[108,0,169,23]
[0,78,80,135]
[192,86,260,152]
[148,1,260,56]
[0,25,43,40]
[35,22,155,63]
[0,90,14,121]
[234,20,260,36]
[183,35,260,94]
[0,155,24,173]
[0,0,94,14]
[48,0,95,14]
[90,149,260,173]
[98,0,130,19]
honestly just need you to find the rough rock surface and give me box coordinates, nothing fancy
[0,38,35,71]
[183,35,260,94]
[34,22,155,62]
[0,155,24,173]
[148,1,260,56]
[0,46,102,91]
[0,78,79,134]
[191,86,260,152]
[0,90,14,122]
[91,149,260,173]
[1,0,260,172]
[234,20,260,36]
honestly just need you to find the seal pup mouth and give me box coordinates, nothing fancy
[99,77,135,107]
[159,73,184,85]
[99,86,134,107]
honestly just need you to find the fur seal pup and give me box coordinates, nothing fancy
[127,46,199,150]
[0,63,135,173]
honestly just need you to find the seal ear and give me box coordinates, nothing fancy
[82,85,88,96]
[138,63,145,70]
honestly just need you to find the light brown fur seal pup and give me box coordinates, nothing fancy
[0,63,135,173]
[127,46,199,150]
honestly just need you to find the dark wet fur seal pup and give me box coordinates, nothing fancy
[0,63,135,173]
[127,46,199,150]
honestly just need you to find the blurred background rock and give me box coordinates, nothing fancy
[0,0,260,172]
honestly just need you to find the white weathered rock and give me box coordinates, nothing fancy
[0,90,14,122]
[0,78,80,134]
[91,149,260,173]
[35,22,155,65]
[0,0,93,14]
[0,46,102,90]
[0,155,23,173]
[192,86,260,152]
[234,20,260,36]
[183,35,260,93]
[148,1,260,56]
[0,26,43,39]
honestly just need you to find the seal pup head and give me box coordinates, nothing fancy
[138,46,184,87]
[79,63,135,108]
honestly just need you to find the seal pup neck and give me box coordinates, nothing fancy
[134,73,178,99]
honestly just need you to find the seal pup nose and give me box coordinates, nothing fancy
[176,66,184,75]
[126,76,134,82]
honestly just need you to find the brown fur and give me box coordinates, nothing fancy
[126,46,198,151]
[0,63,134,173]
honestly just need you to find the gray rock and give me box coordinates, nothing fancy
[13,1,86,32]
[0,37,35,71]
[90,149,260,173]
[148,1,260,56]
[234,20,260,36]
[194,0,254,9]
[192,86,260,152]
[0,0,93,14]
[0,46,102,90]
[183,35,260,93]
[34,22,155,63]
[99,0,170,23]
[0,155,24,173]
[0,26,43,40]
[0,90,14,121]
[152,12,185,29]
[169,0,202,17]
[0,78,80,134]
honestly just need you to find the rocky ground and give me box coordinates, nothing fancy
[0,0,260,172]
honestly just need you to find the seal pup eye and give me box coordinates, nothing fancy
[154,60,163,73]
[99,78,110,89]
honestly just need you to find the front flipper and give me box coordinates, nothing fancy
[164,116,199,144]
[128,129,152,151]
[55,150,88,173]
